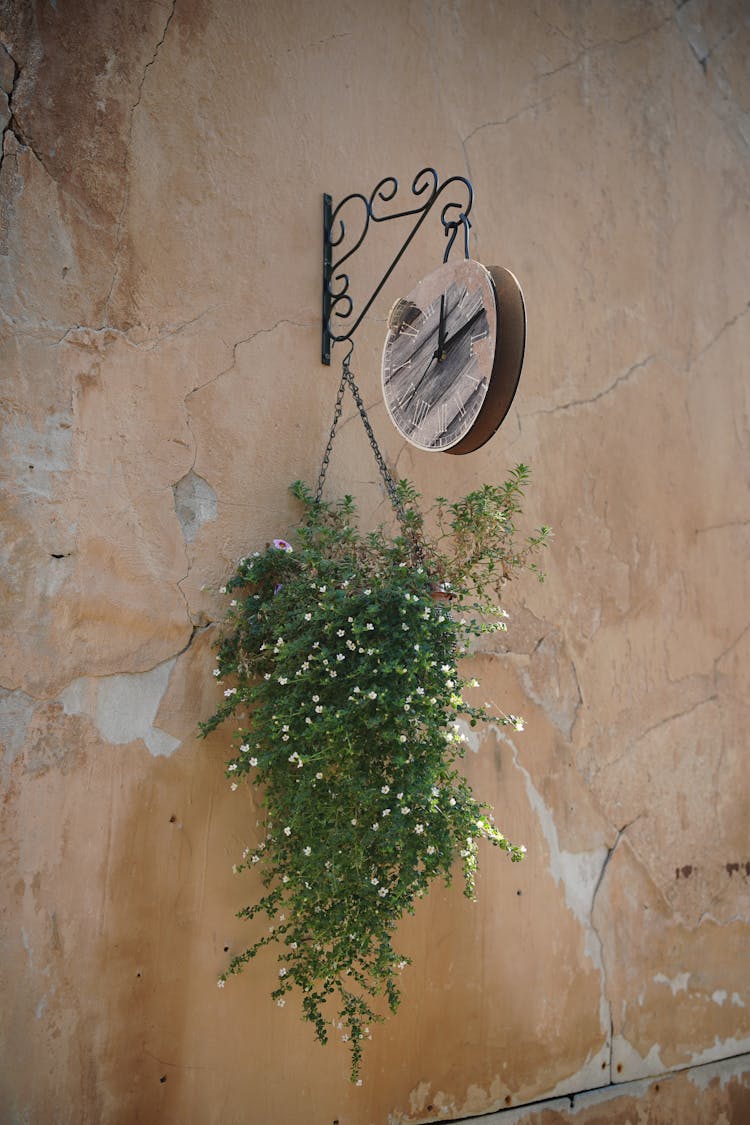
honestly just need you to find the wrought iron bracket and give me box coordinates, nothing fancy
[322,167,473,365]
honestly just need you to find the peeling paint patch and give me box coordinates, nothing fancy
[502,732,608,953]
[611,1034,665,1082]
[687,1051,750,1092]
[712,989,728,1005]
[688,1034,750,1069]
[653,970,690,996]
[173,469,217,543]
[0,687,36,775]
[59,659,180,757]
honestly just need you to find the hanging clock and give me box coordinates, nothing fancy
[381,259,525,455]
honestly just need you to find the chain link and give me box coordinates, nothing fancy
[315,352,424,562]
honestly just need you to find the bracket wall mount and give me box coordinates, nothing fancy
[321,167,473,365]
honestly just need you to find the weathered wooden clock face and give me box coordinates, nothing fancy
[381,259,524,455]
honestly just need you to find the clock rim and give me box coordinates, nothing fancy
[380,259,498,453]
[446,264,526,456]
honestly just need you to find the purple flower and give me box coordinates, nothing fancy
[272,539,293,553]
[274,584,283,595]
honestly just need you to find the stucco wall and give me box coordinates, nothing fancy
[1,2,749,1123]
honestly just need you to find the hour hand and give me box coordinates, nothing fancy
[435,294,447,360]
[440,305,485,354]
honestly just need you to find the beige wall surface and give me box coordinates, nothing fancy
[1,2,749,1123]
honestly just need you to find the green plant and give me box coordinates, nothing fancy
[200,465,550,1081]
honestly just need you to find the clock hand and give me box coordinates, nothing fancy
[435,294,447,360]
[438,305,485,358]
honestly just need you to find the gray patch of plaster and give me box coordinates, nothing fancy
[500,729,611,1088]
[59,659,180,757]
[610,1036,666,1083]
[173,470,217,544]
[0,688,36,776]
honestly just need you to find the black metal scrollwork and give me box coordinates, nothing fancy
[322,167,473,364]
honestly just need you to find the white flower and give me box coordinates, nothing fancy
[230,782,238,791]
[336,653,345,662]
[368,690,377,700]
[224,688,237,697]
[282,874,289,883]
[441,664,451,673]
[228,763,237,772]
[264,673,271,680]
[396,792,403,800]
[519,845,527,854]
[512,715,525,731]
[365,622,374,631]
[426,845,436,855]
[371,823,379,831]
[351,818,357,826]
[398,960,408,969]
[399,734,407,743]
[400,806,411,815]
[378,887,388,897]
[277,998,285,1007]
[305,717,312,724]
[212,668,221,677]
[382,809,391,817]
[329,670,337,678]
[240,743,249,752]
[315,771,323,779]
[449,797,456,806]
[319,585,326,593]
[249,757,258,767]
[217,978,226,988]
[219,586,227,594]
[251,854,260,864]
[278,676,288,685]
[315,705,323,713]
[303,846,311,856]
[304,613,312,621]
[415,823,424,834]
[283,826,292,836]
[279,968,287,977]
[356,1079,362,1087]
[229,599,237,607]
[370,876,379,885]
[337,629,345,637]
[381,785,390,794]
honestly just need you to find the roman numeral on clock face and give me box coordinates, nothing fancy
[412,398,430,427]
[397,382,416,410]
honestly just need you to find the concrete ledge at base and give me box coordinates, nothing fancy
[445,1052,750,1124]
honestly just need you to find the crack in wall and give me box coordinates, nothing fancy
[589,821,638,1084]
[529,354,657,417]
[690,299,750,368]
[102,0,178,323]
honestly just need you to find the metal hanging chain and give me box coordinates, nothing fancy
[314,351,424,561]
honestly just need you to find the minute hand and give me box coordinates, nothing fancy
[439,306,486,358]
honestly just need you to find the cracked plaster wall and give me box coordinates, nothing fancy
[1,2,749,1123]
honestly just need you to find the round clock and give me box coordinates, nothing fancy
[381,259,525,455]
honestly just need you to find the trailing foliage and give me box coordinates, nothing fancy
[200,467,550,1081]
